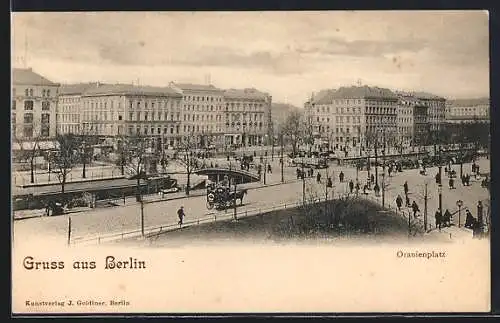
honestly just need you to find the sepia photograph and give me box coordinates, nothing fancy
[11,10,491,314]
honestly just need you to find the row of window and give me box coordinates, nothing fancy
[12,100,51,111]
[12,125,50,138]
[56,114,80,123]
[12,113,50,124]
[17,88,53,98]
[317,126,362,134]
[127,100,181,110]
[183,95,223,103]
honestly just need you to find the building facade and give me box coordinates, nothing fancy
[223,88,272,147]
[306,86,398,150]
[57,83,101,135]
[169,82,225,148]
[414,92,446,133]
[80,83,183,148]
[12,68,59,140]
[445,98,489,124]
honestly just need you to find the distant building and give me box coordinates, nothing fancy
[12,68,60,140]
[305,85,398,150]
[169,82,225,148]
[445,98,490,124]
[223,88,272,147]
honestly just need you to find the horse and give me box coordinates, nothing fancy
[228,189,248,205]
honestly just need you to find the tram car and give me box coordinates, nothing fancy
[206,184,248,210]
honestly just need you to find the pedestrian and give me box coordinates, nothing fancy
[443,209,452,227]
[355,182,360,194]
[316,172,321,183]
[349,180,354,193]
[461,174,466,186]
[465,209,475,228]
[339,171,344,183]
[465,174,470,186]
[396,195,403,211]
[449,177,455,189]
[403,181,409,196]
[411,201,420,218]
[363,184,368,195]
[370,173,375,185]
[177,206,186,226]
[267,164,272,174]
[327,177,332,188]
[374,183,380,197]
[296,168,301,179]
[435,210,442,230]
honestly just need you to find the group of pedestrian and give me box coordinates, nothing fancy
[461,174,472,186]
[434,209,452,230]
[296,167,315,179]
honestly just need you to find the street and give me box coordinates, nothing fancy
[13,156,490,247]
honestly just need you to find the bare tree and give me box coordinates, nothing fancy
[14,125,43,184]
[77,126,98,179]
[50,133,80,194]
[176,132,199,196]
[282,110,302,156]
[302,115,315,154]
[122,134,149,202]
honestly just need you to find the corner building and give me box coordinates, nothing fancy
[306,86,398,150]
[12,68,59,140]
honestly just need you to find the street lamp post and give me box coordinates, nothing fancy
[438,185,443,216]
[233,179,237,220]
[456,199,463,228]
[280,133,284,183]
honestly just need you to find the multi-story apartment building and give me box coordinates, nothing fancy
[445,98,489,124]
[80,83,183,148]
[413,92,446,133]
[223,88,272,147]
[169,82,225,148]
[397,93,430,146]
[12,68,59,140]
[306,86,398,150]
[57,83,101,135]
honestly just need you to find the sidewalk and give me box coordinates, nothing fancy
[13,177,300,221]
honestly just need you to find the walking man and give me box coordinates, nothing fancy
[435,210,442,230]
[404,181,409,196]
[349,180,354,194]
[396,195,403,211]
[339,171,344,183]
[177,206,186,226]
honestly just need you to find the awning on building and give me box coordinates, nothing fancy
[12,140,59,151]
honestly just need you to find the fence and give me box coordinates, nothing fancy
[69,199,304,246]
[13,166,124,187]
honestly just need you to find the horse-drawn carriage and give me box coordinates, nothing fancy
[206,184,248,210]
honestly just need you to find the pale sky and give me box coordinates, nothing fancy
[11,11,489,107]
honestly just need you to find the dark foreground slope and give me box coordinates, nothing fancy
[139,197,428,247]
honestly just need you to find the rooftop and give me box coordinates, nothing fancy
[448,98,490,107]
[13,68,59,86]
[396,91,445,100]
[315,86,398,104]
[224,88,270,100]
[82,83,182,97]
[59,82,103,95]
[171,82,223,92]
